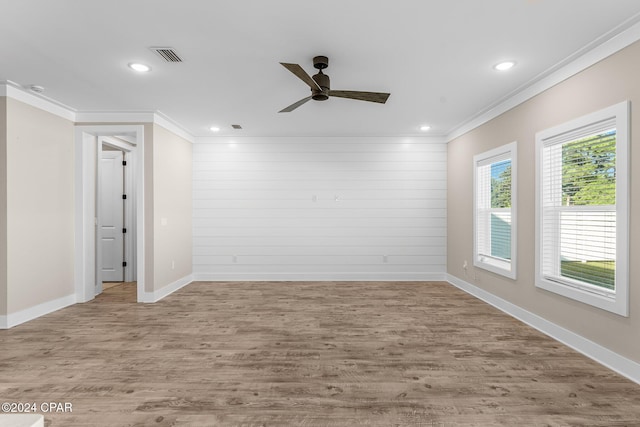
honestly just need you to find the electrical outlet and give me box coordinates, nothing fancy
[171,260,175,270]
[463,260,468,269]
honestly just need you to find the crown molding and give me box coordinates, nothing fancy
[153,111,196,143]
[193,135,448,144]
[1,82,196,142]
[74,111,156,123]
[66,110,196,143]
[0,80,77,122]
[447,14,640,142]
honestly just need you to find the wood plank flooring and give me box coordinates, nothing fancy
[1,281,640,426]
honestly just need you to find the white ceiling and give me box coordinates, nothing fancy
[2,0,640,138]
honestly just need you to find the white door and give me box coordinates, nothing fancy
[100,150,124,283]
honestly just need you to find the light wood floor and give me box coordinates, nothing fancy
[1,281,640,426]
[101,281,132,291]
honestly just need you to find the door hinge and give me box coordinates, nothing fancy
[122,261,127,267]
[122,160,127,166]
[122,194,127,200]
[122,228,127,234]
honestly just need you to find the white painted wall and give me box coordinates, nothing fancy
[152,124,193,293]
[0,97,7,319]
[5,97,75,313]
[193,136,447,280]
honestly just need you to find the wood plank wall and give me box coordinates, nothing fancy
[192,137,447,280]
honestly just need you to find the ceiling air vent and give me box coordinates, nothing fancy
[231,124,243,130]
[150,47,183,63]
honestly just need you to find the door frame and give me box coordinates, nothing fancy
[74,125,145,303]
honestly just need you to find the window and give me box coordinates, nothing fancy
[536,101,629,316]
[474,142,517,278]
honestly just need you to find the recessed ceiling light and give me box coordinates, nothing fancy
[29,85,45,93]
[128,63,151,72]
[494,61,516,71]
[420,125,431,131]
[209,126,220,132]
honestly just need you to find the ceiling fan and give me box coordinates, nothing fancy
[279,55,390,113]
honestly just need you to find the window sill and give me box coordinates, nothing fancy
[474,257,516,279]
[535,275,627,316]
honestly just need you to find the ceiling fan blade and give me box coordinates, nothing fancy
[280,63,321,90]
[329,90,390,104]
[278,96,313,113]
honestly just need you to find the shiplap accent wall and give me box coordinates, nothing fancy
[192,136,447,280]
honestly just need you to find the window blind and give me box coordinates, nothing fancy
[540,119,616,293]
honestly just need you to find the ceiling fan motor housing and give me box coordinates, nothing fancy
[312,71,330,101]
[311,56,330,100]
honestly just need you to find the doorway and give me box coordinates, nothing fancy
[98,141,134,295]
[74,125,145,303]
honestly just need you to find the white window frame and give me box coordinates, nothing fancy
[535,101,629,316]
[473,142,517,279]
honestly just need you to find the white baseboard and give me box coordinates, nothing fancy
[446,273,640,385]
[0,294,77,329]
[139,274,193,303]
[192,272,447,282]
